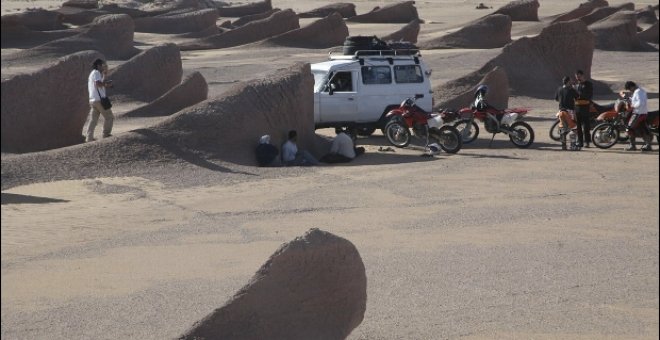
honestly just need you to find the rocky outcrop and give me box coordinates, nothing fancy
[347,1,419,24]
[636,6,658,25]
[0,63,322,189]
[3,14,138,63]
[107,44,183,103]
[551,0,609,23]
[260,13,348,48]
[179,228,367,340]
[58,4,149,26]
[62,0,98,9]
[1,51,104,153]
[589,11,651,50]
[231,8,280,27]
[2,9,66,31]
[419,14,511,49]
[493,0,540,21]
[381,19,420,43]
[134,8,218,33]
[468,20,595,96]
[179,9,299,51]
[217,0,272,17]
[637,22,659,44]
[298,3,357,19]
[580,6,625,26]
[123,72,208,117]
[433,66,509,111]
[1,15,78,49]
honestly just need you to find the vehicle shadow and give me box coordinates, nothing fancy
[1,193,69,205]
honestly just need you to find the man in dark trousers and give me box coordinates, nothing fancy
[574,70,593,148]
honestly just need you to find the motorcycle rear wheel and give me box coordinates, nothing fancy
[509,121,534,148]
[591,123,619,149]
[430,125,462,154]
[384,120,411,148]
[453,119,479,144]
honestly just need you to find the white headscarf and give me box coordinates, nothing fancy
[259,135,271,144]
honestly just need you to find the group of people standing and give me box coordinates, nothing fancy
[555,70,653,151]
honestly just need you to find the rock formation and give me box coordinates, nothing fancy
[107,43,183,103]
[419,14,511,49]
[580,5,632,26]
[179,228,367,340]
[589,11,651,50]
[638,22,659,44]
[231,8,280,27]
[434,66,509,111]
[1,15,78,49]
[636,6,658,26]
[347,1,419,24]
[217,0,272,17]
[493,0,540,21]
[260,13,348,48]
[381,19,420,43]
[2,9,66,31]
[1,63,322,189]
[134,8,218,33]
[4,14,139,63]
[123,72,208,117]
[439,20,595,97]
[179,9,300,51]
[298,3,357,19]
[58,3,149,26]
[1,51,104,153]
[551,0,609,23]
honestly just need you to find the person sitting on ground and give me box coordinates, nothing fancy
[320,128,366,163]
[255,134,279,167]
[620,81,653,151]
[555,76,579,150]
[282,130,320,166]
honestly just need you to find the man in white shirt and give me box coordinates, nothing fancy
[621,81,652,151]
[320,128,365,163]
[282,130,319,166]
[83,58,114,142]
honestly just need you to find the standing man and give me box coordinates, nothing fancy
[621,81,652,151]
[574,70,593,148]
[84,58,114,142]
[555,76,579,150]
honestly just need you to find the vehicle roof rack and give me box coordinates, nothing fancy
[328,49,422,61]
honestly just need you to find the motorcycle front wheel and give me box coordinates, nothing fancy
[453,119,479,144]
[549,120,561,141]
[591,122,619,149]
[430,125,462,154]
[384,120,411,148]
[509,121,534,148]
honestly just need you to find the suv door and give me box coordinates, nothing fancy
[318,71,358,123]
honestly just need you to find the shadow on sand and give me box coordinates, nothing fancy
[1,192,69,205]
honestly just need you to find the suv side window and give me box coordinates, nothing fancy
[361,66,392,85]
[328,71,353,92]
[394,65,424,83]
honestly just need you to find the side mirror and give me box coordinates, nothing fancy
[415,94,424,99]
[329,83,336,95]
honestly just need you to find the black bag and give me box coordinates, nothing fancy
[100,97,112,110]
[97,88,112,110]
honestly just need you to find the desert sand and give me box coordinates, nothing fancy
[1,0,659,339]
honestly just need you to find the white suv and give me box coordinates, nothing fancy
[312,50,433,136]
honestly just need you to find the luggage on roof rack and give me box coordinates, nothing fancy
[342,35,420,56]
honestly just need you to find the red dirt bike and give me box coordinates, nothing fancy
[453,103,534,148]
[383,95,463,153]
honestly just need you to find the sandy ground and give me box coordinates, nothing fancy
[2,0,659,339]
